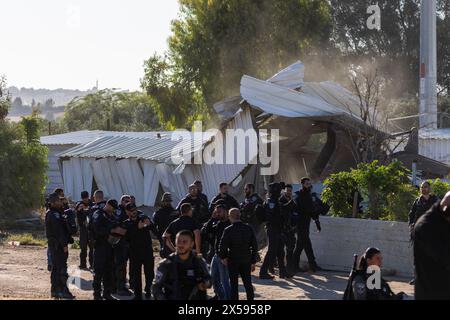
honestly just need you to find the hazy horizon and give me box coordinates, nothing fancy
[0,0,180,91]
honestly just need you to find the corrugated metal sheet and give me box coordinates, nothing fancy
[241,75,367,121]
[58,132,215,163]
[419,129,450,165]
[40,130,173,146]
[241,75,343,118]
[419,128,450,140]
[267,61,305,89]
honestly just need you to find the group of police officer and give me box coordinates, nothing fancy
[45,177,329,300]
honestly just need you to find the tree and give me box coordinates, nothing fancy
[0,78,48,217]
[142,0,333,127]
[43,98,55,109]
[330,0,450,99]
[0,76,10,120]
[341,64,396,163]
[11,97,23,109]
[62,90,161,132]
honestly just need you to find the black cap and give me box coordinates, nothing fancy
[106,199,119,210]
[48,193,60,203]
[81,191,89,199]
[125,203,137,211]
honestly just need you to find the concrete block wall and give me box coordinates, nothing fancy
[300,216,414,277]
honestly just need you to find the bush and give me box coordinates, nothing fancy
[429,179,450,199]
[322,171,359,218]
[385,184,419,222]
[0,102,48,217]
[322,160,417,221]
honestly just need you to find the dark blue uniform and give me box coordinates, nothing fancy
[259,197,288,277]
[124,214,157,299]
[177,194,210,224]
[152,206,179,258]
[45,209,71,297]
[112,206,130,293]
[209,193,240,214]
[76,201,94,268]
[153,252,211,300]
[279,195,297,272]
[91,208,117,299]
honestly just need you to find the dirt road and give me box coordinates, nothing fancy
[0,245,414,300]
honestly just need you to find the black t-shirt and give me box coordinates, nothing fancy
[124,215,155,256]
[153,206,179,238]
[165,215,200,245]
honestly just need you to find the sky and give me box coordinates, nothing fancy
[0,0,180,91]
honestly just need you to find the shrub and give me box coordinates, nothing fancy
[322,171,359,218]
[429,179,450,199]
[322,160,417,221]
[0,107,48,217]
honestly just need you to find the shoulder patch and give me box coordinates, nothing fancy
[155,270,163,282]
[355,282,366,295]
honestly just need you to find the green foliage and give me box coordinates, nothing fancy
[0,93,48,217]
[428,179,450,199]
[62,90,161,132]
[322,160,415,221]
[141,54,208,130]
[322,171,358,218]
[142,0,332,127]
[385,184,418,222]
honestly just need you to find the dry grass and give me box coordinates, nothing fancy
[2,233,47,247]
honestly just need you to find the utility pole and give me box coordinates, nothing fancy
[419,0,438,130]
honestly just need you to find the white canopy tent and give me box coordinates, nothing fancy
[58,108,254,206]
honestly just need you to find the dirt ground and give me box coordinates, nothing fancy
[0,244,414,300]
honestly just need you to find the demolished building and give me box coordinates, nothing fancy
[41,61,450,208]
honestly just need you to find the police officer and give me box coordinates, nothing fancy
[163,203,201,255]
[177,184,210,225]
[202,203,231,300]
[91,199,125,300]
[209,183,240,214]
[76,191,93,270]
[92,190,106,211]
[86,190,106,271]
[45,193,75,299]
[279,184,297,274]
[193,180,209,206]
[240,184,263,224]
[153,230,211,300]
[123,203,157,300]
[351,248,405,300]
[152,192,179,258]
[46,188,70,272]
[259,183,290,280]
[293,177,322,273]
[219,208,258,300]
[409,181,439,230]
[201,199,227,264]
[112,195,133,296]
[413,192,450,300]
